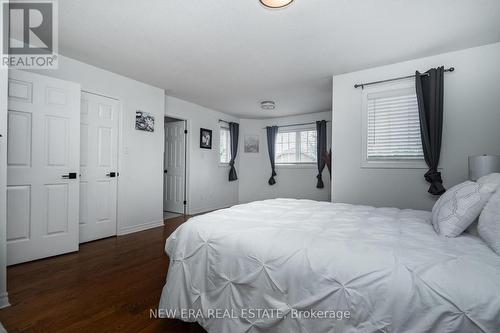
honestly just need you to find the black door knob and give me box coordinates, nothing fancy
[61,172,77,179]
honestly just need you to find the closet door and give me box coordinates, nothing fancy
[79,92,119,243]
[7,70,81,265]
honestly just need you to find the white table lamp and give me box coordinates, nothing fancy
[468,155,500,181]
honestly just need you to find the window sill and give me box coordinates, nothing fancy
[361,160,428,169]
[276,163,317,169]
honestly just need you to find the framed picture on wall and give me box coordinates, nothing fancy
[244,135,259,153]
[135,111,155,132]
[200,128,212,149]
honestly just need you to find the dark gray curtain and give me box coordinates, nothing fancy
[316,120,327,188]
[415,67,446,195]
[228,122,239,181]
[266,126,278,185]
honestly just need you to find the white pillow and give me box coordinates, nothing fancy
[478,189,500,255]
[477,173,500,189]
[432,181,496,237]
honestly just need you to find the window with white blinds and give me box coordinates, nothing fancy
[219,126,231,164]
[365,85,424,161]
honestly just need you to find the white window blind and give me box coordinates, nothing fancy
[219,127,231,164]
[366,87,424,160]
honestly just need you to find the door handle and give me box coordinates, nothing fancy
[106,172,117,178]
[164,170,168,173]
[61,172,78,179]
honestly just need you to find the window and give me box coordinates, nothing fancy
[276,127,317,164]
[219,127,231,164]
[362,82,425,168]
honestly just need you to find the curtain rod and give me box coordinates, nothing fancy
[262,120,330,129]
[218,119,236,125]
[354,67,454,89]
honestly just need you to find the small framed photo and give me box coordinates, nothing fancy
[200,128,212,149]
[244,135,259,153]
[135,111,155,132]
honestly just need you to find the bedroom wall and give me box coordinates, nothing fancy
[0,1,9,308]
[332,42,500,210]
[238,111,332,203]
[31,55,166,235]
[165,96,240,214]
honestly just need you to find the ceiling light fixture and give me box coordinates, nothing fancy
[261,101,276,110]
[259,0,294,9]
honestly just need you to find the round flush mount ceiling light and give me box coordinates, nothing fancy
[261,101,276,110]
[259,0,294,9]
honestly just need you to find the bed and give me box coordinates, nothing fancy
[159,199,500,333]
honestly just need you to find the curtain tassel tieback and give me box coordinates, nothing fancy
[424,169,445,195]
[316,174,324,189]
[268,170,277,185]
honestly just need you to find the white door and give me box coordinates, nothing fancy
[79,92,119,243]
[164,120,185,214]
[7,70,81,265]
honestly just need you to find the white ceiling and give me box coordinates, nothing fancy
[59,0,500,118]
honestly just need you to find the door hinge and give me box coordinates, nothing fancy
[184,129,188,134]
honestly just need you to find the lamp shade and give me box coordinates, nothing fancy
[259,0,294,8]
[468,155,500,181]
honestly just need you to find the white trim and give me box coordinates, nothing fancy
[117,220,164,236]
[361,160,428,169]
[0,321,7,333]
[163,113,190,215]
[276,126,317,164]
[81,89,120,101]
[360,80,426,169]
[0,292,10,309]
[276,163,316,169]
[116,100,123,235]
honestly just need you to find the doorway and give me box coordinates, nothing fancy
[163,116,187,219]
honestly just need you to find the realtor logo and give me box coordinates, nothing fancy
[2,0,58,68]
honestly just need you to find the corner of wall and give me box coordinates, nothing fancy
[0,0,9,309]
[165,95,241,214]
[331,76,335,203]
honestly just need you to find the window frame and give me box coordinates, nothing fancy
[219,125,231,166]
[275,125,317,167]
[361,80,427,169]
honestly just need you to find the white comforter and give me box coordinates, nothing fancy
[159,199,500,333]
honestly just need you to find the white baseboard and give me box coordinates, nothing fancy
[117,220,164,236]
[0,292,10,309]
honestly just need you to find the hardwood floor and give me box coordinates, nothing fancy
[0,216,207,333]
